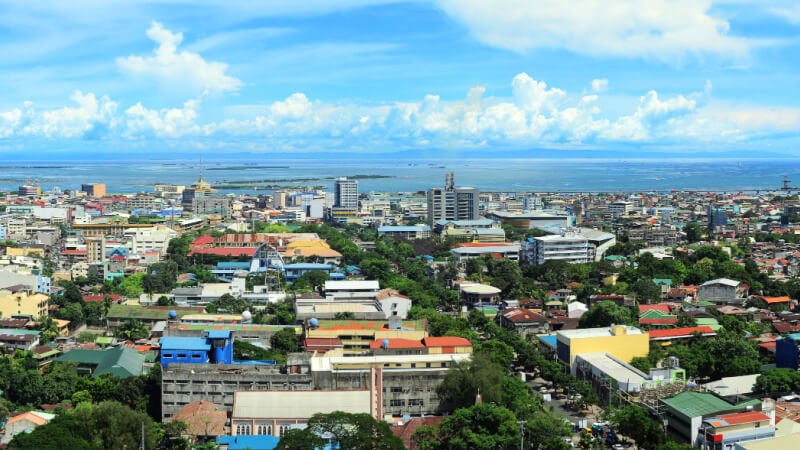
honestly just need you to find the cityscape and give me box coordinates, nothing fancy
[2,1,800,450]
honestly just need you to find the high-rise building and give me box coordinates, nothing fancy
[330,177,359,220]
[334,177,359,210]
[81,183,106,197]
[426,172,479,225]
[707,205,728,229]
[85,237,105,263]
[18,184,40,197]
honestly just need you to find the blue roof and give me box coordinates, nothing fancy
[205,329,233,339]
[216,435,280,450]
[283,263,335,270]
[538,335,557,348]
[159,337,211,351]
[217,261,251,269]
[377,225,429,232]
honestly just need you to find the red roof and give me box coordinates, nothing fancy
[714,411,770,426]
[61,250,87,255]
[456,243,518,248]
[758,341,777,351]
[755,296,791,304]
[191,235,214,247]
[639,318,679,325]
[303,338,343,351]
[369,338,425,349]
[647,326,715,339]
[188,247,258,257]
[639,304,671,313]
[422,336,472,347]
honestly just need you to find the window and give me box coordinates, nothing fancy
[162,353,172,358]
[408,399,424,406]
[177,353,187,358]
[390,386,403,393]
[389,399,405,407]
[257,424,272,435]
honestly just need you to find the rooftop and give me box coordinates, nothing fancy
[233,390,371,419]
[557,325,644,340]
[661,391,761,418]
[159,337,212,351]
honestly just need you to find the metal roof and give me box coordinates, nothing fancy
[661,391,760,418]
[159,337,211,351]
[233,390,371,419]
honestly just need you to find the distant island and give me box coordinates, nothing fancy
[207,165,291,170]
[212,174,392,189]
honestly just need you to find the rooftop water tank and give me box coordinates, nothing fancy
[168,310,177,319]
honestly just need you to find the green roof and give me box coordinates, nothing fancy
[695,318,723,331]
[55,346,145,379]
[34,349,61,359]
[661,391,761,418]
[175,324,302,334]
[653,279,672,286]
[605,255,627,261]
[107,305,192,321]
[95,336,113,345]
[639,309,677,319]
[315,319,427,331]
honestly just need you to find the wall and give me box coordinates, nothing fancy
[568,333,649,370]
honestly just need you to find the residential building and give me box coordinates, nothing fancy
[660,391,767,446]
[305,318,427,356]
[522,233,591,265]
[608,201,633,216]
[173,400,227,440]
[85,236,104,263]
[497,307,549,337]
[0,286,48,318]
[54,346,145,378]
[124,226,177,255]
[1,411,55,445]
[0,271,51,294]
[697,278,747,303]
[450,243,520,262]
[708,204,729,229]
[0,328,41,351]
[329,177,359,220]
[377,225,431,240]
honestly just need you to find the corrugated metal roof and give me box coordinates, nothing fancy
[159,337,212,351]
[661,391,760,418]
[233,390,371,419]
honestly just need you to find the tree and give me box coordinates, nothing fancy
[412,404,519,450]
[436,352,505,410]
[755,368,800,394]
[270,328,301,354]
[579,301,634,328]
[205,294,249,314]
[276,411,403,450]
[609,405,665,449]
[71,390,93,406]
[35,315,60,344]
[474,339,515,370]
[115,319,149,341]
[633,279,662,304]
[156,295,177,306]
[684,222,702,243]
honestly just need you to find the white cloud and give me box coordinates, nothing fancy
[123,98,202,139]
[435,0,761,62]
[591,78,608,93]
[3,73,798,149]
[117,22,242,95]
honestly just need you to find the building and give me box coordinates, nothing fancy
[521,233,591,265]
[450,243,520,262]
[426,173,479,225]
[0,286,48,318]
[377,225,431,240]
[18,184,41,197]
[0,271,51,294]
[708,205,729,229]
[230,390,374,437]
[574,353,685,397]
[556,325,649,373]
[330,177,359,220]
[124,226,177,255]
[173,400,227,440]
[491,210,574,230]
[497,307,549,337]
[160,330,235,368]
[81,183,106,197]
[305,318,427,356]
[0,328,41,351]
[698,278,747,303]
[283,263,342,282]
[1,411,55,445]
[660,391,767,446]
[85,236,104,263]
[54,346,145,378]
[458,283,502,304]
[161,354,314,421]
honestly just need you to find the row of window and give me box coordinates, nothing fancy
[388,399,425,407]
[235,424,292,436]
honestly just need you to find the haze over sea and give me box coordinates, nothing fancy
[0,158,797,195]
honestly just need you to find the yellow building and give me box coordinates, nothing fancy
[306,319,427,356]
[603,275,618,286]
[556,325,649,373]
[4,247,43,257]
[0,287,49,318]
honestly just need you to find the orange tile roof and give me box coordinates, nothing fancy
[755,296,791,304]
[422,336,472,347]
[648,326,715,339]
[7,411,49,426]
[714,411,770,426]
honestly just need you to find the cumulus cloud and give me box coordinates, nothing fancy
[2,73,796,149]
[435,0,760,62]
[117,22,242,95]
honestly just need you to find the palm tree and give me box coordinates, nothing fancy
[102,295,113,332]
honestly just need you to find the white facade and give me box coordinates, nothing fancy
[334,178,359,211]
[522,233,590,265]
[124,226,177,255]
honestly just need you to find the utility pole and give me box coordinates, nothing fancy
[517,420,526,450]
[140,421,145,450]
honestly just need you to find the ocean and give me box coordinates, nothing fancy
[0,158,796,194]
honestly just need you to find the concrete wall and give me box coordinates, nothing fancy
[568,333,649,369]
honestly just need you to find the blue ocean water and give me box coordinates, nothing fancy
[0,159,796,194]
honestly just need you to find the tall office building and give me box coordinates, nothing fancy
[330,177,359,221]
[707,204,728,229]
[81,183,106,197]
[427,172,480,225]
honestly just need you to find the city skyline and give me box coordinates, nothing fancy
[1,1,799,157]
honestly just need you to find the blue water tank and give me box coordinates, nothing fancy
[309,318,319,327]
[168,310,177,319]
[382,339,390,348]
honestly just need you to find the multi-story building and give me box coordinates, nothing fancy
[0,271,51,295]
[426,173,479,225]
[124,226,177,255]
[608,201,633,216]
[0,286,49,318]
[708,204,729,229]
[81,183,106,197]
[18,184,40,197]
[334,177,359,210]
[377,225,431,240]
[521,233,590,265]
[85,237,104,263]
[555,325,649,373]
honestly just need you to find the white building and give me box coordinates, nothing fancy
[608,201,633,216]
[124,226,177,255]
[522,233,590,265]
[334,177,359,211]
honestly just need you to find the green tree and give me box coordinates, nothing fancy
[270,328,301,354]
[436,352,505,410]
[609,405,665,448]
[115,319,149,341]
[276,411,403,450]
[633,279,662,303]
[35,315,60,344]
[684,222,702,243]
[578,301,634,328]
[755,368,800,394]
[412,404,519,450]
[474,339,515,370]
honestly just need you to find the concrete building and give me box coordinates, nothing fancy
[497,307,548,337]
[0,329,41,351]
[329,177,359,220]
[377,225,431,240]
[0,286,48,319]
[522,233,591,265]
[608,201,633,216]
[697,278,747,303]
[1,411,55,445]
[0,271,51,294]
[272,191,287,209]
[450,243,520,262]
[426,173,479,225]
[305,318,427,357]
[491,210,574,230]
[81,183,106,197]
[230,390,374,437]
[85,236,104,263]
[124,226,177,255]
[556,325,649,373]
[660,391,767,446]
[708,204,729,229]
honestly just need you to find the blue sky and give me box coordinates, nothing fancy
[1,0,800,158]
